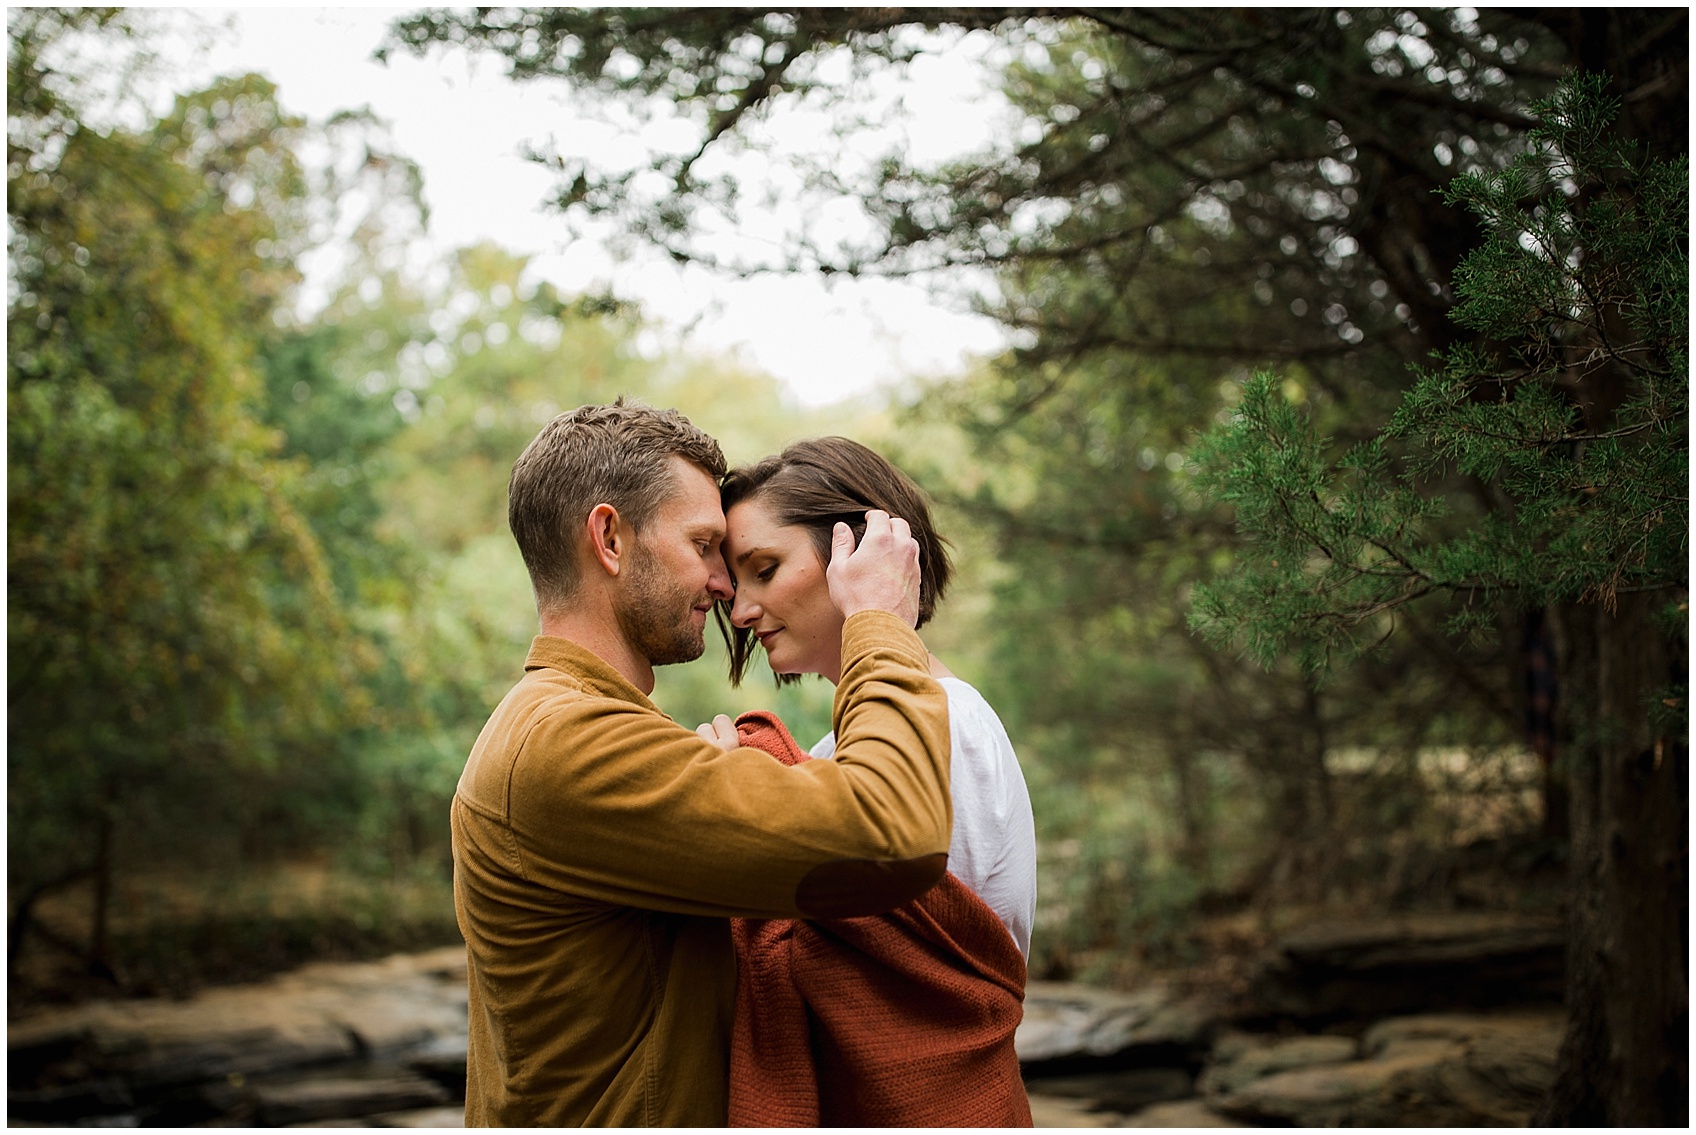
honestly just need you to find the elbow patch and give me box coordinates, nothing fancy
[795,852,948,918]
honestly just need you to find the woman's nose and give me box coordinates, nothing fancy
[730,590,759,629]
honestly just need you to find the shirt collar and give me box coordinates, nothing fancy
[523,635,659,710]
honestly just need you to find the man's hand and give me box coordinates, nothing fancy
[825,510,922,627]
[695,714,738,752]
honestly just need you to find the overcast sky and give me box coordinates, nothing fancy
[148,7,1011,406]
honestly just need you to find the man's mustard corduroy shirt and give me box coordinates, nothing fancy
[452,610,952,1126]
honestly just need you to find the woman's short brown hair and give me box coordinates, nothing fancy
[719,437,952,686]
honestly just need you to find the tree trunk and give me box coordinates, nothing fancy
[7,864,96,978]
[1170,747,1211,884]
[1537,591,1688,1125]
[89,795,115,979]
[1523,608,1569,840]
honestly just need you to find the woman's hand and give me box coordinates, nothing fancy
[695,714,739,752]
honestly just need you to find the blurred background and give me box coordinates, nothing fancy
[7,11,1685,1123]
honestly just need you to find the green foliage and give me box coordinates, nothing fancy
[1188,372,1453,667]
[1191,76,1687,672]
[8,13,375,899]
[17,8,1680,1014]
[335,240,859,734]
[7,12,858,995]
[902,350,1529,980]
[2,18,486,989]
[379,6,1680,981]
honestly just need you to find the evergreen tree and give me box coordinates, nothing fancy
[381,7,1683,813]
[1191,75,1686,1126]
[385,10,1687,1118]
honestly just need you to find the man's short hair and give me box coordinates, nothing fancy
[508,400,726,612]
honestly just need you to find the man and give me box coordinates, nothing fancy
[454,402,953,1126]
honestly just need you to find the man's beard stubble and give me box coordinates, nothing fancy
[615,543,708,667]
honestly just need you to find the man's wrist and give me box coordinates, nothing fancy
[839,610,928,671]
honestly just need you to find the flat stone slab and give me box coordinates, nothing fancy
[1017,981,1215,1067]
[1219,1039,1460,1126]
[1027,1092,1125,1128]
[367,1104,466,1127]
[255,1068,451,1126]
[402,1031,467,1094]
[1199,1033,1358,1098]
[1207,1009,1563,1127]
[1022,1066,1193,1115]
[1276,913,1563,970]
[1121,1098,1248,1127]
[289,1108,465,1129]
[9,946,469,1122]
[1251,912,1563,1019]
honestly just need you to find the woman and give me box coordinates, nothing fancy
[710,436,1037,1127]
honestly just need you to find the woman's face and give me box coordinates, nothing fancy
[724,496,847,683]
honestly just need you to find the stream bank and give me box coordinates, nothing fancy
[9,910,1564,1126]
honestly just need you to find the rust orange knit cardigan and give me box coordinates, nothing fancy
[728,710,1033,1128]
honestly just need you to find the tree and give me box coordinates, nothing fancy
[361,240,861,741]
[7,10,402,976]
[894,353,1532,980]
[380,4,1683,803]
[383,9,1681,374]
[7,9,866,998]
[384,9,1687,1119]
[1190,76,1687,1126]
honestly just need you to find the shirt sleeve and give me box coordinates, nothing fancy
[938,680,1038,957]
[504,611,952,919]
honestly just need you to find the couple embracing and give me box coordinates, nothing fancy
[454,401,1037,1127]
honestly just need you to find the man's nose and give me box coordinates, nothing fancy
[705,550,735,603]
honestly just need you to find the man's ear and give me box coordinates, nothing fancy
[584,503,627,578]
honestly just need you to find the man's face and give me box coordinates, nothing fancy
[614,457,733,667]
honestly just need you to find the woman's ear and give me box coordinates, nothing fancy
[585,503,625,577]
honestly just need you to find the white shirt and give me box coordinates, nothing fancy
[811,677,1037,957]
